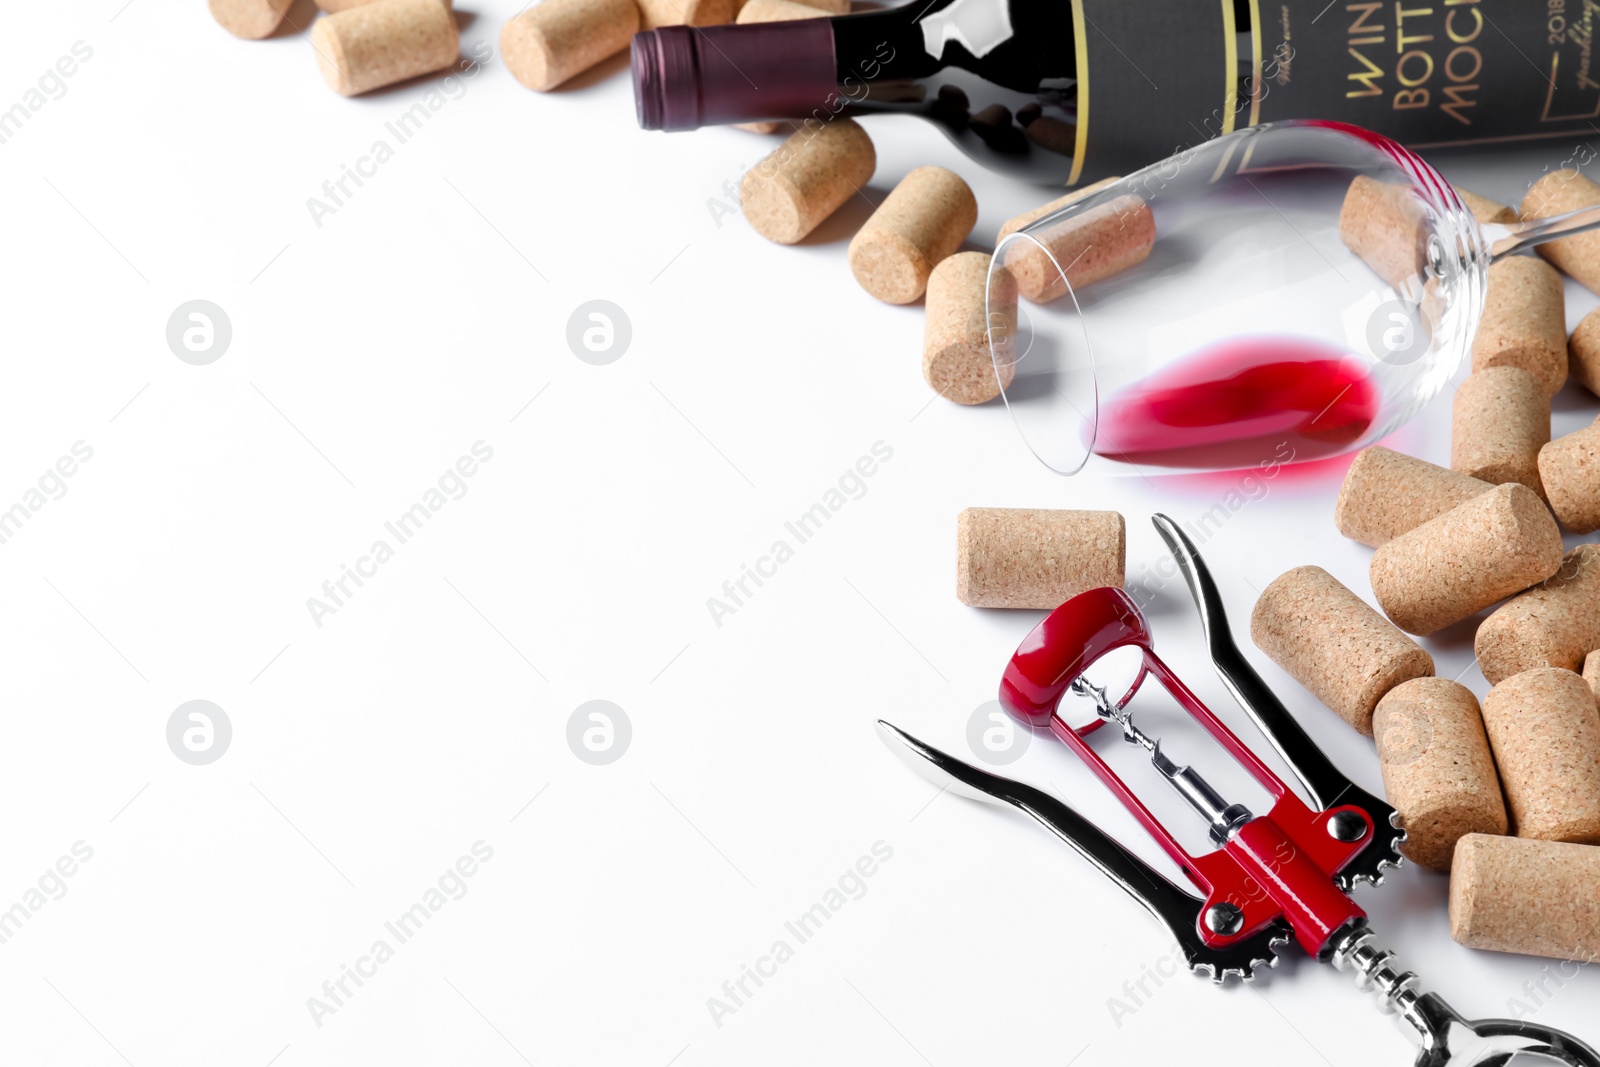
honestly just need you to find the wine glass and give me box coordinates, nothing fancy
[985,120,1597,476]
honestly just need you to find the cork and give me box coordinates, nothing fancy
[1469,256,1567,397]
[1522,168,1600,295]
[1339,175,1428,289]
[1585,650,1600,706]
[312,0,460,96]
[1334,447,1493,548]
[1450,834,1600,961]
[741,0,837,18]
[314,0,392,11]
[1477,546,1600,684]
[744,0,847,10]
[1250,566,1434,736]
[740,119,874,245]
[1539,418,1600,534]
[999,193,1154,304]
[1369,483,1565,636]
[1480,667,1600,843]
[209,0,294,38]
[736,121,796,137]
[924,252,1013,405]
[502,0,638,92]
[996,177,1121,244]
[848,167,978,305]
[637,0,735,29]
[1373,678,1507,872]
[733,0,831,133]
[1454,186,1517,225]
[1451,366,1550,497]
[1569,307,1600,398]
[956,508,1124,609]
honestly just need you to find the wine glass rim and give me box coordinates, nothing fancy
[989,229,1098,476]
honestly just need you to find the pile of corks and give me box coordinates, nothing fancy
[944,171,1600,967]
[207,0,841,95]
[1259,169,1600,964]
[210,0,1138,410]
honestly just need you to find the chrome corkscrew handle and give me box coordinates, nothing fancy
[1152,514,1408,889]
[1329,927,1600,1067]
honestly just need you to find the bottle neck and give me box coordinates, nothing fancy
[633,20,841,132]
[632,4,946,132]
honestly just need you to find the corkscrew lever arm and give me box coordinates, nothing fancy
[1150,514,1406,888]
[875,720,1288,980]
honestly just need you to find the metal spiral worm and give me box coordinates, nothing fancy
[1330,926,1429,1041]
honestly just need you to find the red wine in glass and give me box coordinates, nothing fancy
[1092,337,1380,471]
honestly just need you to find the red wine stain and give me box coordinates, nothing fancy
[1092,336,1380,470]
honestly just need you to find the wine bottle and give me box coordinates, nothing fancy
[634,0,1600,186]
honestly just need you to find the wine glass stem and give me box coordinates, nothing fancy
[1490,202,1600,259]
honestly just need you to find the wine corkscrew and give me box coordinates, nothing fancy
[880,514,1600,1067]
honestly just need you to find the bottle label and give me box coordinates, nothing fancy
[1076,0,1600,184]
[1259,0,1595,147]
[1074,0,1239,184]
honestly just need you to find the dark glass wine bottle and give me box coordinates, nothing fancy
[634,0,1600,186]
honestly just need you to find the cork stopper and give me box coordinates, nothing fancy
[315,0,391,11]
[1585,651,1600,706]
[209,0,294,38]
[1339,175,1428,290]
[1334,447,1493,548]
[637,0,736,29]
[956,508,1124,609]
[312,0,460,96]
[740,119,874,245]
[999,193,1154,304]
[1450,833,1600,961]
[996,177,1121,244]
[731,0,831,133]
[1369,482,1565,636]
[1453,186,1517,225]
[1470,256,1568,397]
[502,0,639,92]
[741,0,837,18]
[1374,678,1507,872]
[1480,667,1600,843]
[924,252,1013,405]
[1523,168,1600,295]
[1476,546,1600,684]
[1251,566,1434,736]
[848,166,978,305]
[1539,418,1600,534]
[1569,306,1600,398]
[741,0,847,12]
[1451,366,1550,497]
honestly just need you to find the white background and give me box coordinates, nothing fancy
[2,3,1598,1065]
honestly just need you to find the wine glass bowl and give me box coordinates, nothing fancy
[986,120,1490,476]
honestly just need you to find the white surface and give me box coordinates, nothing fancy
[2,3,1598,1065]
